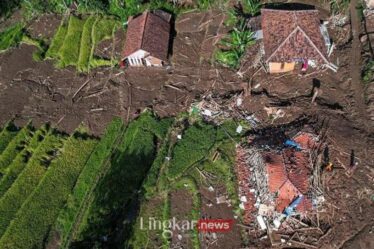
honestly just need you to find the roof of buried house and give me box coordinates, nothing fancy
[123,10,171,61]
[263,132,318,212]
[261,9,328,64]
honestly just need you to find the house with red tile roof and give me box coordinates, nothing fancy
[122,10,171,67]
[262,132,317,213]
[261,9,331,73]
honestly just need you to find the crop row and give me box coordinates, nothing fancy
[54,118,125,249]
[46,15,119,72]
[0,123,34,173]
[0,130,65,238]
[0,122,19,155]
[72,112,164,246]
[0,125,48,198]
[0,133,97,249]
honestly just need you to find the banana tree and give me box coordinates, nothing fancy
[242,0,262,16]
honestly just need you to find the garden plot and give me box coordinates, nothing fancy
[46,15,120,72]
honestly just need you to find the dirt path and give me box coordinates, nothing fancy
[349,0,371,131]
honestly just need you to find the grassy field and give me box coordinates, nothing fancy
[46,15,119,72]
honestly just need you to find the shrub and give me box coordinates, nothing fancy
[0,0,21,18]
[0,131,64,238]
[0,126,48,198]
[241,0,261,16]
[59,16,85,67]
[215,19,255,69]
[0,134,97,249]
[168,122,217,179]
[363,59,374,84]
[0,24,24,52]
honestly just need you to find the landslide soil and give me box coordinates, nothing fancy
[0,4,373,249]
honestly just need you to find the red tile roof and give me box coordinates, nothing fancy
[123,11,171,61]
[264,152,287,193]
[263,132,318,212]
[261,9,328,64]
[284,149,310,193]
[293,132,317,150]
[296,196,313,212]
[276,179,301,212]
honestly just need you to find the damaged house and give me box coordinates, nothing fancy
[249,132,320,217]
[260,9,332,73]
[122,10,171,67]
[264,132,317,214]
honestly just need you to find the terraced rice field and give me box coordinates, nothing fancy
[0,111,241,249]
[46,15,119,72]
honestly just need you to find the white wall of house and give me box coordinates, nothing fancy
[126,49,149,66]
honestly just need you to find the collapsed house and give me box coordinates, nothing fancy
[260,9,333,73]
[236,131,323,230]
[121,10,171,67]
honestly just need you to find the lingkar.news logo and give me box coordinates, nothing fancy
[140,217,234,238]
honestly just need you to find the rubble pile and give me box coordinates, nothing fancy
[239,131,325,232]
[190,94,258,127]
[234,146,257,225]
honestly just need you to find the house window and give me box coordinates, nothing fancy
[280,63,285,70]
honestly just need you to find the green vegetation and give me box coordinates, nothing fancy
[0,130,64,238]
[0,112,243,248]
[241,0,261,16]
[0,24,24,52]
[363,59,374,84]
[53,118,125,249]
[0,123,19,155]
[72,112,168,247]
[46,15,119,72]
[198,140,240,212]
[78,16,96,72]
[331,0,350,14]
[0,124,33,173]
[59,16,85,67]
[168,122,217,179]
[45,22,67,58]
[0,133,97,249]
[0,0,21,18]
[215,18,255,69]
[0,126,48,197]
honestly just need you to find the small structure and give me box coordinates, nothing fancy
[261,9,330,73]
[122,10,171,67]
